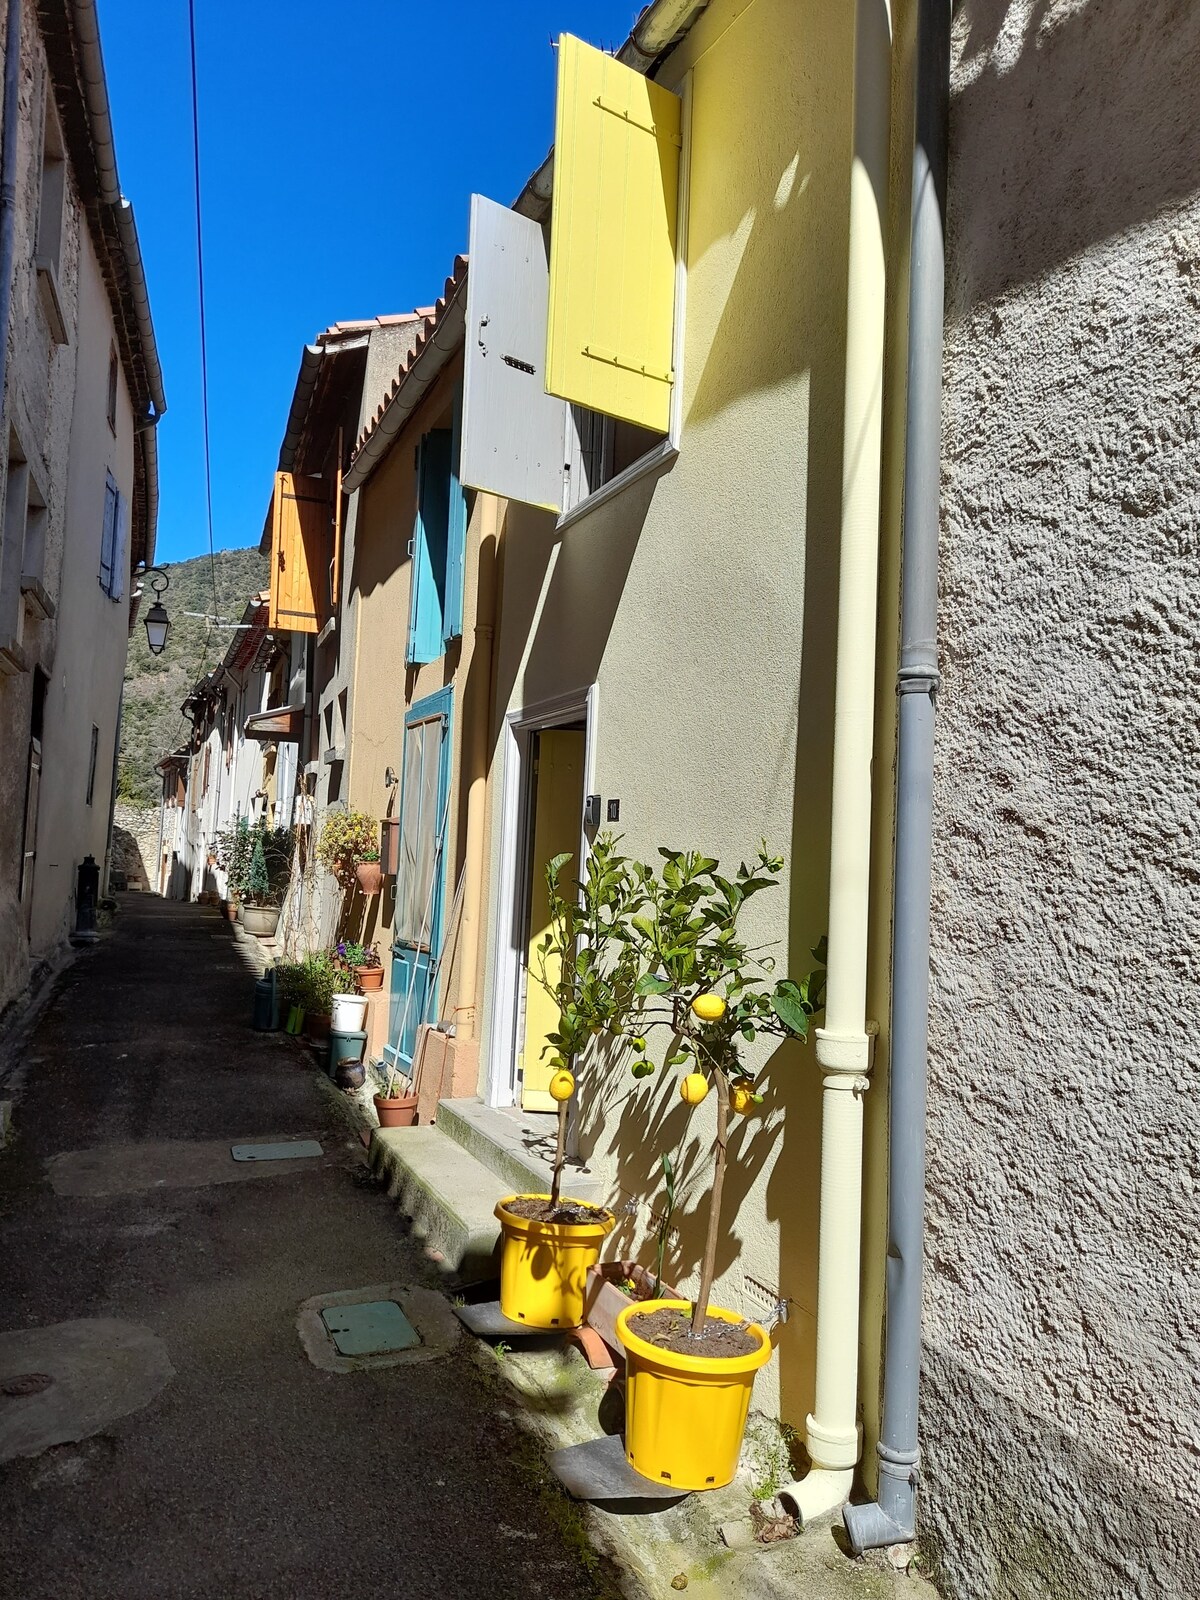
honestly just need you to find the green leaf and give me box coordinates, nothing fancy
[635,974,673,996]
[771,980,811,1037]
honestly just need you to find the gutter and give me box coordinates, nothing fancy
[277,344,322,471]
[842,0,950,1551]
[513,0,712,219]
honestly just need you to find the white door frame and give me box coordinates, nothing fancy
[485,683,598,1109]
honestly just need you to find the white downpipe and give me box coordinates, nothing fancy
[782,0,892,1528]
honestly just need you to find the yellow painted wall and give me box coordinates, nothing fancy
[482,0,911,1464]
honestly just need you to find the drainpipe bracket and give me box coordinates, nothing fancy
[814,1023,877,1077]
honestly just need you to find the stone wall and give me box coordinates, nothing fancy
[111,803,159,890]
[923,3,1200,1596]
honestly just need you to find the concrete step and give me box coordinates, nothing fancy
[435,1097,602,1204]
[369,1125,507,1282]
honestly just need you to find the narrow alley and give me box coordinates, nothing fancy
[0,897,622,1600]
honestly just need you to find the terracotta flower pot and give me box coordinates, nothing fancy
[225,901,239,923]
[374,1092,418,1128]
[354,964,384,991]
[355,861,383,895]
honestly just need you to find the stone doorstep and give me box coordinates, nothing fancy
[369,1125,505,1283]
[434,1096,602,1205]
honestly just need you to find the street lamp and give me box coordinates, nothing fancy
[142,567,171,656]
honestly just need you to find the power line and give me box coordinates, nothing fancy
[187,0,220,626]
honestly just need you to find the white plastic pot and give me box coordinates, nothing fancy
[331,993,368,1032]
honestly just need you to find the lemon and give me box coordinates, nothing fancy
[691,993,726,1023]
[549,1068,576,1103]
[680,1071,710,1106]
[730,1077,756,1115]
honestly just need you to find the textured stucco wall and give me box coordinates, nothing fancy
[924,3,1200,1596]
[479,0,873,1428]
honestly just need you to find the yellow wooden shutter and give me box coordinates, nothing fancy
[268,471,329,633]
[546,35,681,435]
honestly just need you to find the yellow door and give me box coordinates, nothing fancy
[521,730,584,1112]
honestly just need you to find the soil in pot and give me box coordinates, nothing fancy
[626,1305,759,1359]
[502,1197,609,1226]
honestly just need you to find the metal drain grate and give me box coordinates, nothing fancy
[230,1141,323,1162]
[320,1301,421,1357]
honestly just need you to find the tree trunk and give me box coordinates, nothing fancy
[550,1050,572,1207]
[692,1065,729,1335]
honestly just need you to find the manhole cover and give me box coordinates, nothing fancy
[320,1301,421,1357]
[1,1372,54,1397]
[230,1141,323,1162]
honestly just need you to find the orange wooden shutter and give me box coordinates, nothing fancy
[268,471,330,633]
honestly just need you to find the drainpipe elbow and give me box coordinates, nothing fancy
[842,1497,913,1554]
[841,1444,919,1552]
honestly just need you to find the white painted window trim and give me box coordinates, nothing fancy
[554,70,692,534]
[485,683,598,1109]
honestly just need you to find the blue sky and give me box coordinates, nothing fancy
[99,1,642,565]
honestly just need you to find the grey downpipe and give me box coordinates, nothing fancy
[842,0,950,1557]
[0,0,22,404]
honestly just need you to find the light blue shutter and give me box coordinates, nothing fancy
[99,472,118,595]
[443,385,467,645]
[111,491,129,601]
[406,430,452,665]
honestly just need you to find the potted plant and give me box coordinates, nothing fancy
[298,950,339,1042]
[316,809,382,894]
[493,834,651,1330]
[275,962,305,1034]
[240,823,293,938]
[372,1059,419,1128]
[338,939,384,992]
[612,846,826,1491]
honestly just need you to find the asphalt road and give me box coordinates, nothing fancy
[0,895,623,1600]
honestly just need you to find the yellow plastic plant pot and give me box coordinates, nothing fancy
[494,1194,615,1329]
[616,1298,773,1491]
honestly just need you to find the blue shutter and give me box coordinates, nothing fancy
[443,385,467,645]
[99,472,118,596]
[406,430,452,665]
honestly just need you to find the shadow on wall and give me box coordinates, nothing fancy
[949,0,1200,315]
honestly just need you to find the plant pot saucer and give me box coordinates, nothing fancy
[548,1434,685,1503]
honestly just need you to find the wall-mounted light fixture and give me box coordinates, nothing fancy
[141,567,171,656]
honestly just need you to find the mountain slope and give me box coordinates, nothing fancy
[119,546,268,807]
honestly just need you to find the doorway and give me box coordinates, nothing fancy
[487,687,596,1110]
[385,687,454,1077]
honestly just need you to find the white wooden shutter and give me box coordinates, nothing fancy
[461,194,568,512]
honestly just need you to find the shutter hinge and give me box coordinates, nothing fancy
[581,345,674,385]
[592,95,682,146]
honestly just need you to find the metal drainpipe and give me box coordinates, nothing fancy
[842,0,950,1555]
[0,0,21,412]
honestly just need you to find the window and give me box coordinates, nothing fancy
[35,93,68,345]
[99,471,127,600]
[106,348,118,433]
[406,389,467,666]
[0,432,49,656]
[85,725,99,806]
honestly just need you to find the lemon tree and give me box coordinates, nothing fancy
[529,832,652,1206]
[625,846,826,1334]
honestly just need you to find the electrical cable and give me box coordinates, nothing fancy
[187,0,220,627]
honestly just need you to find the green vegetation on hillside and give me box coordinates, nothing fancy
[118,546,268,807]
